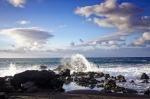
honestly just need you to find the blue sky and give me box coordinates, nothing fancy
[0,0,149,58]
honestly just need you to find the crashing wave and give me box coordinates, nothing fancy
[57,54,97,72]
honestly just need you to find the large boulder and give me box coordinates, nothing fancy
[140,73,149,80]
[11,70,64,92]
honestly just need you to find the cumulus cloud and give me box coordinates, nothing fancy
[17,20,30,25]
[7,0,26,8]
[0,28,53,51]
[75,0,150,48]
[75,0,150,32]
[75,33,126,49]
[133,32,150,46]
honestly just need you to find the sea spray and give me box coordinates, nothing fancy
[60,54,97,72]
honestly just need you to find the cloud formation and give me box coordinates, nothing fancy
[17,20,30,25]
[0,28,53,51]
[7,0,26,8]
[75,0,150,47]
[133,32,150,46]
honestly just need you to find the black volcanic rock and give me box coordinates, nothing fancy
[11,70,64,92]
[116,75,126,82]
[141,73,149,80]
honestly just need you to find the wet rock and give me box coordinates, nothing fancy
[104,79,116,90]
[104,74,110,79]
[60,69,71,77]
[116,75,126,82]
[141,73,149,80]
[144,88,150,95]
[0,77,14,93]
[0,92,6,99]
[21,81,38,93]
[72,72,87,77]
[130,80,135,83]
[141,79,149,83]
[11,70,64,92]
[40,65,47,70]
[75,77,99,88]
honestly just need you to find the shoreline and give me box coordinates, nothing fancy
[8,92,150,99]
[0,69,150,99]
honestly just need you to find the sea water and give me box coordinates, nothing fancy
[0,54,150,94]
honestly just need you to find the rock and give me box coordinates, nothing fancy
[104,74,110,79]
[141,79,149,83]
[141,73,149,80]
[130,80,135,83]
[40,65,47,70]
[21,81,35,89]
[0,78,5,92]
[60,69,71,77]
[0,77,14,93]
[104,80,116,90]
[75,77,99,88]
[144,88,150,95]
[116,75,126,82]
[11,70,64,92]
[0,92,6,99]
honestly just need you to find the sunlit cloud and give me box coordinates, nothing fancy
[7,0,26,8]
[0,27,54,51]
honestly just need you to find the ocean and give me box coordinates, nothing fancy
[0,54,150,93]
[0,56,150,77]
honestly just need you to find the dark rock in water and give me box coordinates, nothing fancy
[104,79,116,90]
[11,70,64,92]
[60,69,71,77]
[141,79,149,83]
[59,69,72,84]
[104,74,110,79]
[74,77,99,88]
[0,78,5,92]
[0,92,6,99]
[141,73,149,80]
[72,72,87,77]
[144,88,150,95]
[0,77,14,93]
[130,80,135,83]
[40,65,47,70]
[116,75,126,82]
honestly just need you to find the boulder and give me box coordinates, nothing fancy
[11,70,64,92]
[141,73,149,80]
[104,74,110,79]
[104,79,116,90]
[116,75,126,82]
[0,92,6,99]
[60,69,71,77]
[144,88,150,95]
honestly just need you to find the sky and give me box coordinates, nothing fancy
[0,0,150,58]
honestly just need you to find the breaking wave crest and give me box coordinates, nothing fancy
[61,54,97,72]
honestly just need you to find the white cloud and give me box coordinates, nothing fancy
[75,0,150,32]
[75,0,150,48]
[133,32,150,46]
[0,28,53,51]
[7,0,26,8]
[17,20,30,25]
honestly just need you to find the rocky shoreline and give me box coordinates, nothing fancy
[0,69,150,99]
